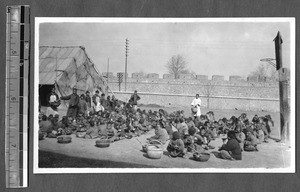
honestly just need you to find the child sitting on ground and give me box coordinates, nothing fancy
[255,117,269,143]
[177,118,189,139]
[218,130,242,160]
[244,127,258,151]
[167,132,186,158]
[147,123,169,145]
[235,125,245,151]
[39,115,55,138]
[105,121,121,142]
[162,119,173,139]
[198,127,212,150]
[183,126,206,153]
[85,120,99,139]
[186,117,195,129]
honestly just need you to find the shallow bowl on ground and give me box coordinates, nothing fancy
[95,139,111,148]
[193,152,210,162]
[147,146,163,159]
[143,140,163,152]
[76,132,86,138]
[57,135,72,144]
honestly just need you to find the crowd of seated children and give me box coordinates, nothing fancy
[39,96,275,161]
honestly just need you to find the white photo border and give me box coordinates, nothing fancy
[34,17,295,174]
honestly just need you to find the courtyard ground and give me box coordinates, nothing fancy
[38,107,292,170]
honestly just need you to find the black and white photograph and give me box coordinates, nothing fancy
[34,18,295,173]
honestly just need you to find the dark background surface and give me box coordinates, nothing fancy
[0,0,299,191]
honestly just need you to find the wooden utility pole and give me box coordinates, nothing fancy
[107,58,109,83]
[125,38,129,91]
[106,58,109,92]
[117,72,123,92]
[274,31,289,142]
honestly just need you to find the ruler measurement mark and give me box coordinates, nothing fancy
[6,5,29,188]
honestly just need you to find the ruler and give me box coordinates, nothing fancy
[5,5,30,188]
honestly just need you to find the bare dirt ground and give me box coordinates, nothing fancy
[38,106,292,169]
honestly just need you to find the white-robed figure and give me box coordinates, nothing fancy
[191,94,201,117]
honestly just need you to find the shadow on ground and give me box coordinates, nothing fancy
[39,150,157,168]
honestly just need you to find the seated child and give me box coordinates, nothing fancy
[252,114,259,124]
[147,124,169,145]
[162,120,173,139]
[138,118,152,132]
[183,127,205,153]
[257,117,269,143]
[264,115,274,134]
[85,120,99,139]
[67,117,78,132]
[205,121,217,140]
[167,132,186,158]
[98,120,107,137]
[198,127,211,149]
[177,118,189,139]
[105,121,119,142]
[186,117,195,129]
[75,115,88,132]
[218,131,242,160]
[235,125,245,151]
[39,115,54,138]
[131,117,143,136]
[244,128,258,151]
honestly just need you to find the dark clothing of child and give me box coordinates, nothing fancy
[167,138,186,157]
[219,138,242,160]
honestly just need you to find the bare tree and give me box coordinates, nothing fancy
[166,54,189,79]
[201,81,217,109]
[250,63,278,82]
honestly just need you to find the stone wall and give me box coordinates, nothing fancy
[108,82,280,98]
[111,92,281,112]
[102,72,289,112]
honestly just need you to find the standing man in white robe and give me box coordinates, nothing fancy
[191,94,201,118]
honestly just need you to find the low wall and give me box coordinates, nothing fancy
[110,91,281,112]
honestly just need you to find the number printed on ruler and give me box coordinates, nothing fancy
[5,5,30,188]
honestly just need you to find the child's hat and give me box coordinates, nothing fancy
[188,127,197,135]
[172,131,180,140]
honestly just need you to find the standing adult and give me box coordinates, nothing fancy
[129,90,140,111]
[46,87,60,116]
[60,87,79,118]
[78,94,88,116]
[85,91,92,115]
[100,93,108,111]
[92,90,102,113]
[191,94,201,118]
[92,90,101,106]
[110,95,118,110]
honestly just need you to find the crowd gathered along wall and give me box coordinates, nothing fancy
[103,73,289,112]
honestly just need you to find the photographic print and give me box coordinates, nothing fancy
[34,18,295,173]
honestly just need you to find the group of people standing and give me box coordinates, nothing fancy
[46,87,141,119]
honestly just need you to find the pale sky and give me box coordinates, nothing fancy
[39,20,291,80]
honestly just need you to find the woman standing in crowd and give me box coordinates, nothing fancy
[191,94,201,118]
